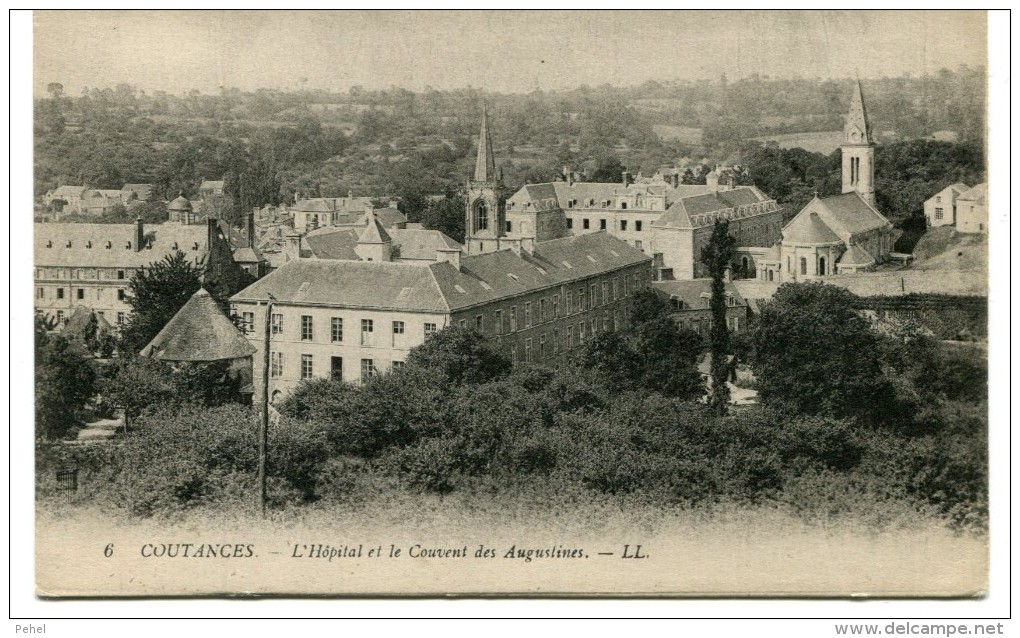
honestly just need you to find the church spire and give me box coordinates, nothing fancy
[844,79,873,145]
[473,105,498,182]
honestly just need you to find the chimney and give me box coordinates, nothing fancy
[348,189,354,199]
[294,191,300,204]
[246,209,256,248]
[134,217,144,252]
[436,248,462,271]
[284,230,303,261]
[564,165,573,186]
[621,171,631,187]
[670,171,680,188]
[521,236,535,255]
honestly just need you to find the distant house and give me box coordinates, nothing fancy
[121,183,153,202]
[199,179,226,197]
[81,189,127,215]
[955,184,988,234]
[923,183,970,228]
[652,278,749,335]
[290,195,406,233]
[44,185,88,215]
[303,222,462,264]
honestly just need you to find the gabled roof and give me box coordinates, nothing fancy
[957,183,987,205]
[652,278,745,311]
[838,243,876,267]
[48,185,87,200]
[763,243,782,262]
[305,228,462,262]
[782,212,843,245]
[811,192,891,236]
[232,259,452,313]
[653,186,771,230]
[35,223,208,268]
[303,228,361,260]
[140,288,256,361]
[233,232,650,314]
[232,246,264,263]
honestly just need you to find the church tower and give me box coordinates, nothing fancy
[841,80,876,208]
[465,106,506,254]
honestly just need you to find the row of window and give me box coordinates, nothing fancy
[566,218,645,232]
[244,312,437,346]
[35,268,132,281]
[37,286,127,302]
[270,352,398,382]
[457,273,643,336]
[506,311,619,364]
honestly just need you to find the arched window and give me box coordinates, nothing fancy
[768,270,774,282]
[818,257,826,275]
[741,256,749,271]
[800,257,807,275]
[473,199,489,232]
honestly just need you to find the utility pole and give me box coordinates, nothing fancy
[258,296,273,517]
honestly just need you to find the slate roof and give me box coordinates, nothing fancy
[652,279,745,311]
[48,185,87,201]
[141,288,256,361]
[232,246,264,263]
[653,186,772,230]
[233,232,650,314]
[811,192,891,236]
[958,183,987,205]
[782,212,843,244]
[292,196,377,213]
[304,228,462,262]
[35,223,208,268]
[838,243,876,267]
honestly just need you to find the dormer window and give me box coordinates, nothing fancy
[106,241,112,249]
[86,241,92,248]
[126,241,132,249]
[46,240,52,248]
[192,242,199,250]
[65,240,72,248]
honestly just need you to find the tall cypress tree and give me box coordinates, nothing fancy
[701,220,736,415]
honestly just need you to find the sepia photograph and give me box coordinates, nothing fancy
[19,8,1003,610]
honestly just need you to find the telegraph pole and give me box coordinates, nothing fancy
[258,296,273,517]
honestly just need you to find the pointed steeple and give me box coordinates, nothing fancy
[473,105,498,182]
[844,79,873,145]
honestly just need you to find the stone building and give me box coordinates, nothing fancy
[923,183,970,228]
[231,232,650,401]
[34,218,251,328]
[652,279,749,336]
[749,81,900,282]
[227,109,652,402]
[954,183,987,234]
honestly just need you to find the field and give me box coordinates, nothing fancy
[751,131,843,155]
[652,124,704,145]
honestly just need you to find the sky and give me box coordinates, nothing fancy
[33,10,987,96]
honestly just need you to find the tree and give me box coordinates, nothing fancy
[701,220,736,414]
[35,313,96,440]
[577,289,703,400]
[119,250,203,355]
[588,156,628,183]
[98,356,243,423]
[750,282,897,425]
[405,326,511,386]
